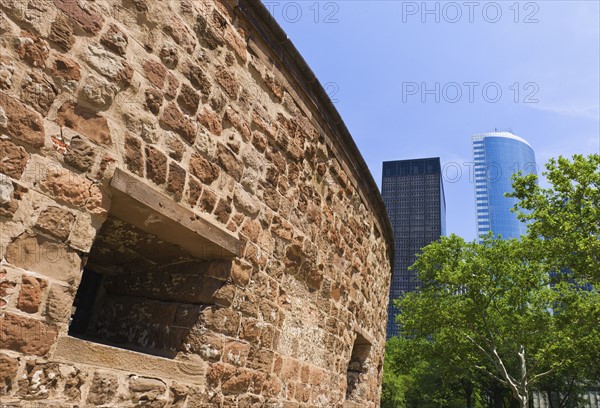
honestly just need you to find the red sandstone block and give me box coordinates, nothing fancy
[0,92,45,148]
[0,139,30,179]
[221,367,253,395]
[53,0,105,35]
[17,274,48,313]
[0,313,58,356]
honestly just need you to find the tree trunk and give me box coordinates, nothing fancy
[548,390,555,408]
[462,379,474,408]
[493,387,504,408]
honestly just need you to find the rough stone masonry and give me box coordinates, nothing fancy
[0,0,393,407]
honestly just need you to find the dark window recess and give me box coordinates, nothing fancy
[346,333,372,402]
[68,214,232,358]
[69,268,102,336]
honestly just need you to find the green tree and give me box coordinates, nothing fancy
[395,235,599,408]
[385,155,599,407]
[382,336,476,408]
[509,154,600,282]
[381,337,414,408]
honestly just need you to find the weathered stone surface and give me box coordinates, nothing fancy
[0,0,52,34]
[263,187,281,211]
[39,168,107,214]
[145,145,167,185]
[185,64,212,95]
[15,31,49,68]
[195,13,225,50]
[79,74,118,109]
[66,211,97,252]
[87,372,118,405]
[214,284,236,307]
[203,307,240,337]
[0,138,30,179]
[34,206,75,241]
[241,219,260,242]
[100,24,128,56]
[177,82,200,115]
[17,274,47,313]
[165,72,180,100]
[143,59,167,89]
[186,176,202,206]
[169,382,188,407]
[50,55,81,82]
[48,14,75,51]
[144,87,163,115]
[0,12,9,35]
[124,133,144,176]
[215,66,239,98]
[0,61,15,91]
[105,272,224,308]
[45,283,72,322]
[159,102,196,144]
[0,313,58,356]
[233,186,259,217]
[231,260,252,287]
[198,107,222,136]
[53,0,104,35]
[19,71,58,115]
[5,233,81,281]
[189,153,219,184]
[129,376,166,393]
[0,92,45,148]
[163,17,195,53]
[265,74,285,101]
[224,108,251,141]
[55,101,111,145]
[167,162,185,201]
[0,353,18,395]
[0,180,26,218]
[159,44,179,69]
[64,367,86,401]
[97,154,116,181]
[17,360,62,399]
[221,367,253,394]
[0,182,14,209]
[199,188,217,213]
[84,45,133,87]
[0,269,17,308]
[217,143,242,181]
[165,131,184,161]
[64,135,96,171]
[224,26,248,63]
[215,198,232,224]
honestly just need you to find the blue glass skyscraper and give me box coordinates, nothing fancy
[472,131,537,240]
[382,158,446,338]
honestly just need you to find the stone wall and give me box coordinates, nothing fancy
[0,0,393,407]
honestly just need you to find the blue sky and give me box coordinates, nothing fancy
[269,1,600,240]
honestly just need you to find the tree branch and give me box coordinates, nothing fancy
[474,365,508,386]
[530,365,561,383]
[518,345,528,394]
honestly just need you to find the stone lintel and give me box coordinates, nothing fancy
[353,324,375,347]
[52,336,206,385]
[109,168,240,260]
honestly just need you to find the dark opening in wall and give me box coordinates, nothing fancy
[68,214,232,358]
[346,332,372,403]
[69,268,102,336]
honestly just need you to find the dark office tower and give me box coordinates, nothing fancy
[382,158,446,338]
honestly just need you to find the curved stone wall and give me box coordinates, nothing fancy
[0,0,392,406]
